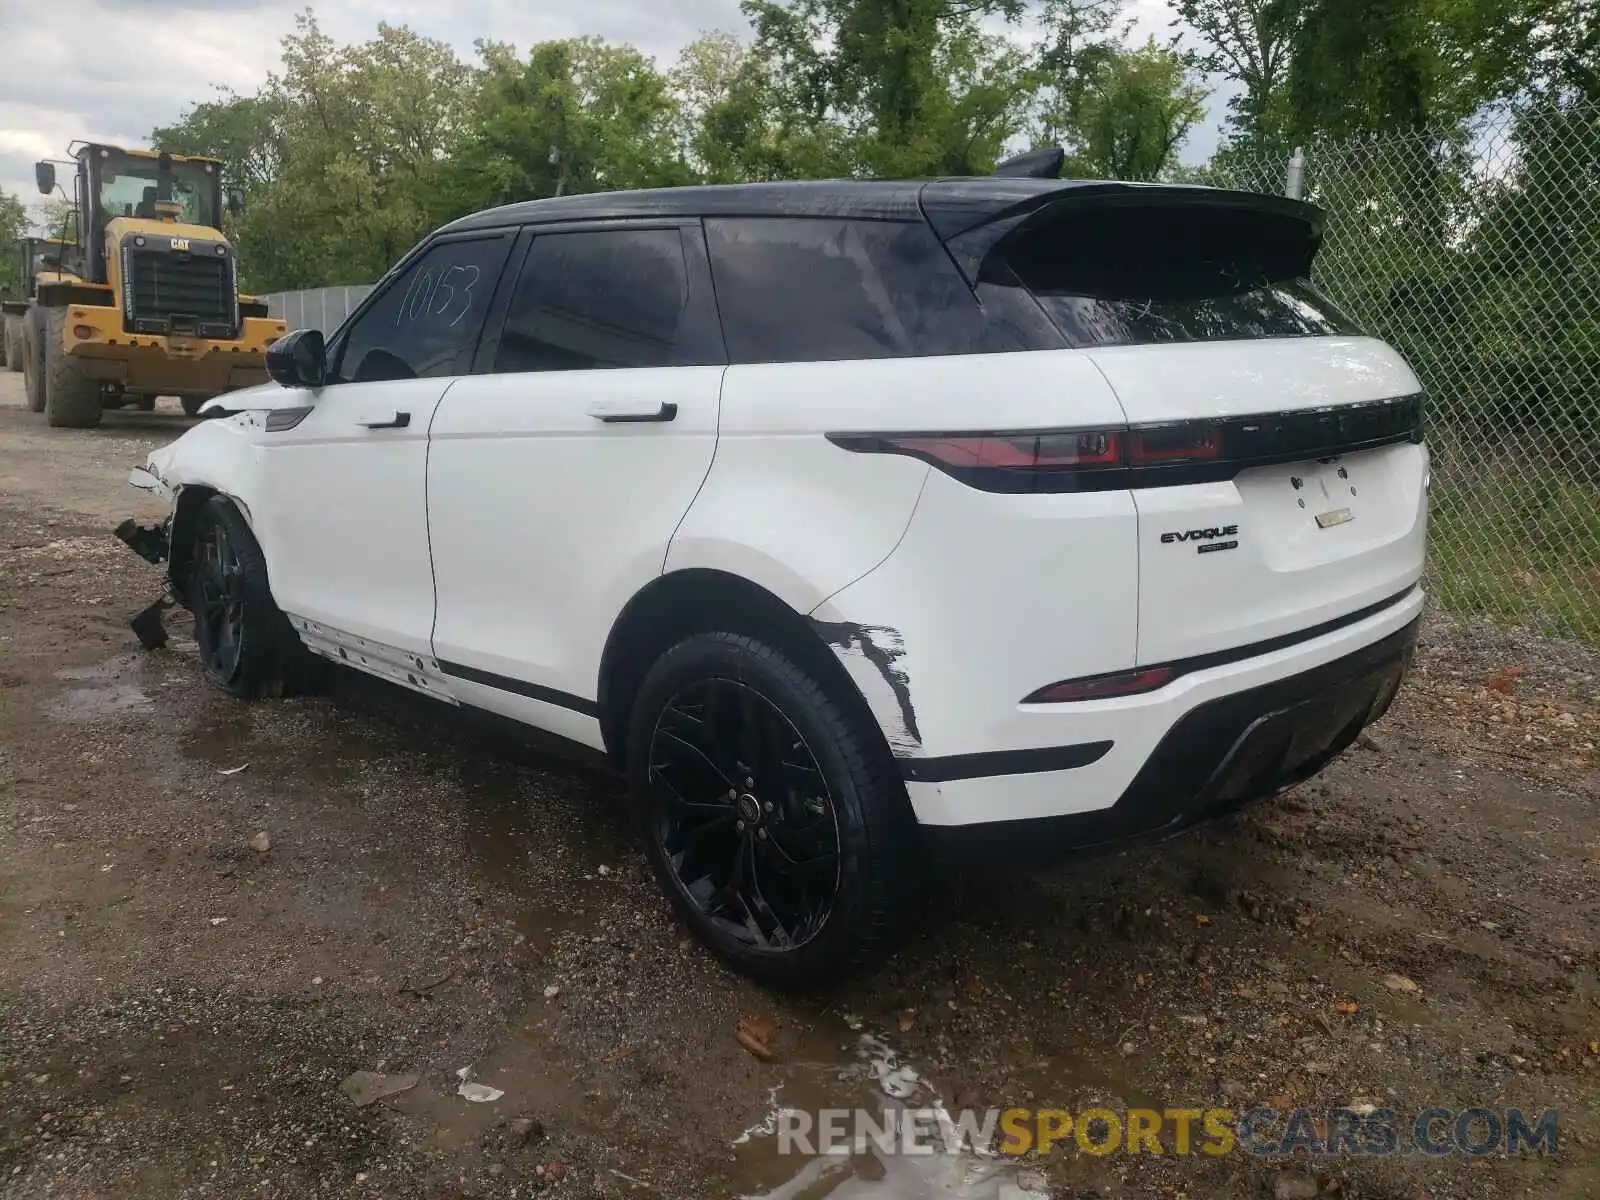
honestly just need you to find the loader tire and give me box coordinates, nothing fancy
[22,307,46,412]
[3,317,22,373]
[0,317,13,370]
[43,307,102,428]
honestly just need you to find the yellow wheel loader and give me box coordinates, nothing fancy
[29,143,285,427]
[2,236,76,399]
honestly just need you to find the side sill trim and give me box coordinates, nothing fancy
[900,740,1113,783]
[438,660,601,719]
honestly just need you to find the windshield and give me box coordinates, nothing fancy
[97,155,219,228]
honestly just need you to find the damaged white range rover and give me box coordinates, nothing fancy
[116,168,1429,985]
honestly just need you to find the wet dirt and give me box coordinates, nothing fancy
[1,373,1599,1198]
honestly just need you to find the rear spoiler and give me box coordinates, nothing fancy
[992,146,1065,179]
[928,181,1327,286]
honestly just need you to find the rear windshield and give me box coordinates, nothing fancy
[1006,201,1362,346]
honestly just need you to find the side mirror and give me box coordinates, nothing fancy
[34,161,55,195]
[227,188,245,217]
[265,328,326,390]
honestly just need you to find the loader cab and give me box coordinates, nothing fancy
[24,238,71,293]
[54,144,225,285]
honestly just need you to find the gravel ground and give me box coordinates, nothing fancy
[0,374,1596,1199]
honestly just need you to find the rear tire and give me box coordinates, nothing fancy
[626,632,924,988]
[187,496,308,699]
[22,308,46,412]
[42,307,102,428]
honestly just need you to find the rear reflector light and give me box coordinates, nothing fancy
[1024,666,1176,703]
[827,394,1423,494]
[1128,425,1219,463]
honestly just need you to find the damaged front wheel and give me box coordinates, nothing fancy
[188,496,305,698]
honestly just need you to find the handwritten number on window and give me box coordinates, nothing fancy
[448,265,479,327]
[392,261,480,329]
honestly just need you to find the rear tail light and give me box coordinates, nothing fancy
[826,395,1423,494]
[1024,666,1176,704]
[886,431,1121,471]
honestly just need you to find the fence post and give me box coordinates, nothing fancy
[1285,146,1306,199]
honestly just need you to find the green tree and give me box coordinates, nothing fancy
[443,36,691,217]
[152,91,286,193]
[739,0,1035,176]
[1170,0,1302,141]
[0,190,30,297]
[1061,38,1208,179]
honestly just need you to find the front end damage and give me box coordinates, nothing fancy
[114,465,178,650]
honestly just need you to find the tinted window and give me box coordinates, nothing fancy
[333,236,508,384]
[1022,277,1359,346]
[1007,203,1362,346]
[495,228,713,373]
[706,218,1024,364]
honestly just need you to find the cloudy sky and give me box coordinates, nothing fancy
[0,0,1227,227]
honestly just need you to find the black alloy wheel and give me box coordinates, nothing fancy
[627,631,924,987]
[185,495,306,699]
[648,677,842,951]
[194,518,247,686]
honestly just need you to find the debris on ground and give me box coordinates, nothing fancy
[1273,1170,1320,1200]
[736,1016,776,1061]
[340,1070,420,1108]
[248,831,272,854]
[458,1081,506,1104]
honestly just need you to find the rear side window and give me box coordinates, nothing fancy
[706,217,1025,364]
[1007,203,1362,346]
[332,235,509,383]
[494,228,720,373]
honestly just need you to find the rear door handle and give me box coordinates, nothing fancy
[586,400,678,424]
[358,411,411,429]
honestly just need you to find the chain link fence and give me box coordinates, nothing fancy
[1208,103,1600,642]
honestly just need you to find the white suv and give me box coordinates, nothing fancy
[117,177,1428,985]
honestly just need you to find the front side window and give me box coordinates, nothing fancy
[494,228,713,373]
[332,236,510,384]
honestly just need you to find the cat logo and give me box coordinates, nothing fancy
[169,237,190,252]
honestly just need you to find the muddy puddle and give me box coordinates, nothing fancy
[727,1031,1052,1200]
[44,656,154,721]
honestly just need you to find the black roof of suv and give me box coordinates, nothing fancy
[440,177,1143,240]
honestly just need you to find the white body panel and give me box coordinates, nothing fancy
[427,366,724,725]
[899,588,1423,827]
[253,378,450,655]
[1085,337,1428,664]
[666,351,1128,614]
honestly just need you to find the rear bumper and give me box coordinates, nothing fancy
[925,615,1417,865]
[902,569,1427,851]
